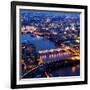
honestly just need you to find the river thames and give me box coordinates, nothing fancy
[21,34,80,78]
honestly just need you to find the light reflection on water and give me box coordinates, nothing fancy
[21,34,58,51]
[50,64,80,77]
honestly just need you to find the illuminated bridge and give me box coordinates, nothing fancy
[38,46,79,63]
[22,47,80,78]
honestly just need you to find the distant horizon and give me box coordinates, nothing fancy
[20,9,80,18]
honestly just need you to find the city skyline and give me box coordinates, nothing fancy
[20,9,80,79]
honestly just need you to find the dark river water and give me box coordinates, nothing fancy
[23,64,80,78]
[50,64,80,77]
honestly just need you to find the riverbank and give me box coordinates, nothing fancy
[22,59,80,78]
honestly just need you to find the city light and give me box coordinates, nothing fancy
[20,10,80,78]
